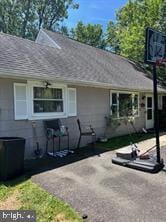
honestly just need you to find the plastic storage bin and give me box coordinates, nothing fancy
[0,137,25,181]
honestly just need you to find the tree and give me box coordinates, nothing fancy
[108,0,165,85]
[58,25,69,36]
[0,0,79,40]
[21,0,36,38]
[0,0,22,35]
[159,0,166,33]
[106,21,120,53]
[36,0,79,30]
[70,21,106,49]
[107,0,164,62]
[70,27,75,38]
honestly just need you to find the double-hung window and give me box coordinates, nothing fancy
[110,91,139,118]
[14,81,77,120]
[33,87,64,113]
[30,83,66,119]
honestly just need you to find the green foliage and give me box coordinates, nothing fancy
[70,21,106,49]
[106,0,164,62]
[36,0,79,31]
[0,0,79,39]
[106,0,166,84]
[59,25,69,36]
[116,0,163,62]
[0,0,23,35]
[159,0,166,33]
[106,21,120,53]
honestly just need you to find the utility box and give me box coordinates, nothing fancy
[0,137,25,181]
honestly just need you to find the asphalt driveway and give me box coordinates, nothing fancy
[32,147,166,222]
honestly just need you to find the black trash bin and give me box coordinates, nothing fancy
[0,137,25,181]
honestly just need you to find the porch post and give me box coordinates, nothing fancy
[153,64,160,163]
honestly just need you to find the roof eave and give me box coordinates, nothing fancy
[0,69,165,93]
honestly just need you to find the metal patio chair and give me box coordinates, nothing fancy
[77,119,96,150]
[44,119,69,156]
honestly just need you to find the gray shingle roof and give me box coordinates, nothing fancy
[0,30,165,92]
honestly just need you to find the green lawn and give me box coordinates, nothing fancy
[97,133,155,150]
[0,177,82,222]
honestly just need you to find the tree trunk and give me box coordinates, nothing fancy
[38,0,47,30]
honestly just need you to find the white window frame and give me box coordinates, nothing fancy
[110,90,140,119]
[28,81,68,120]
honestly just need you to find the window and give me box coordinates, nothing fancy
[14,81,77,120]
[110,91,139,118]
[33,87,63,113]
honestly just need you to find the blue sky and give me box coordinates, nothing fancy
[63,0,127,30]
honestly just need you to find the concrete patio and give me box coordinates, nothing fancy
[31,135,166,222]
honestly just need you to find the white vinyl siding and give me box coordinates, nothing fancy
[68,88,77,116]
[14,83,28,120]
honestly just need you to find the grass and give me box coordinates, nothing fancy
[0,176,82,222]
[97,133,155,150]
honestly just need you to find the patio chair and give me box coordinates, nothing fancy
[44,119,69,156]
[77,119,96,150]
